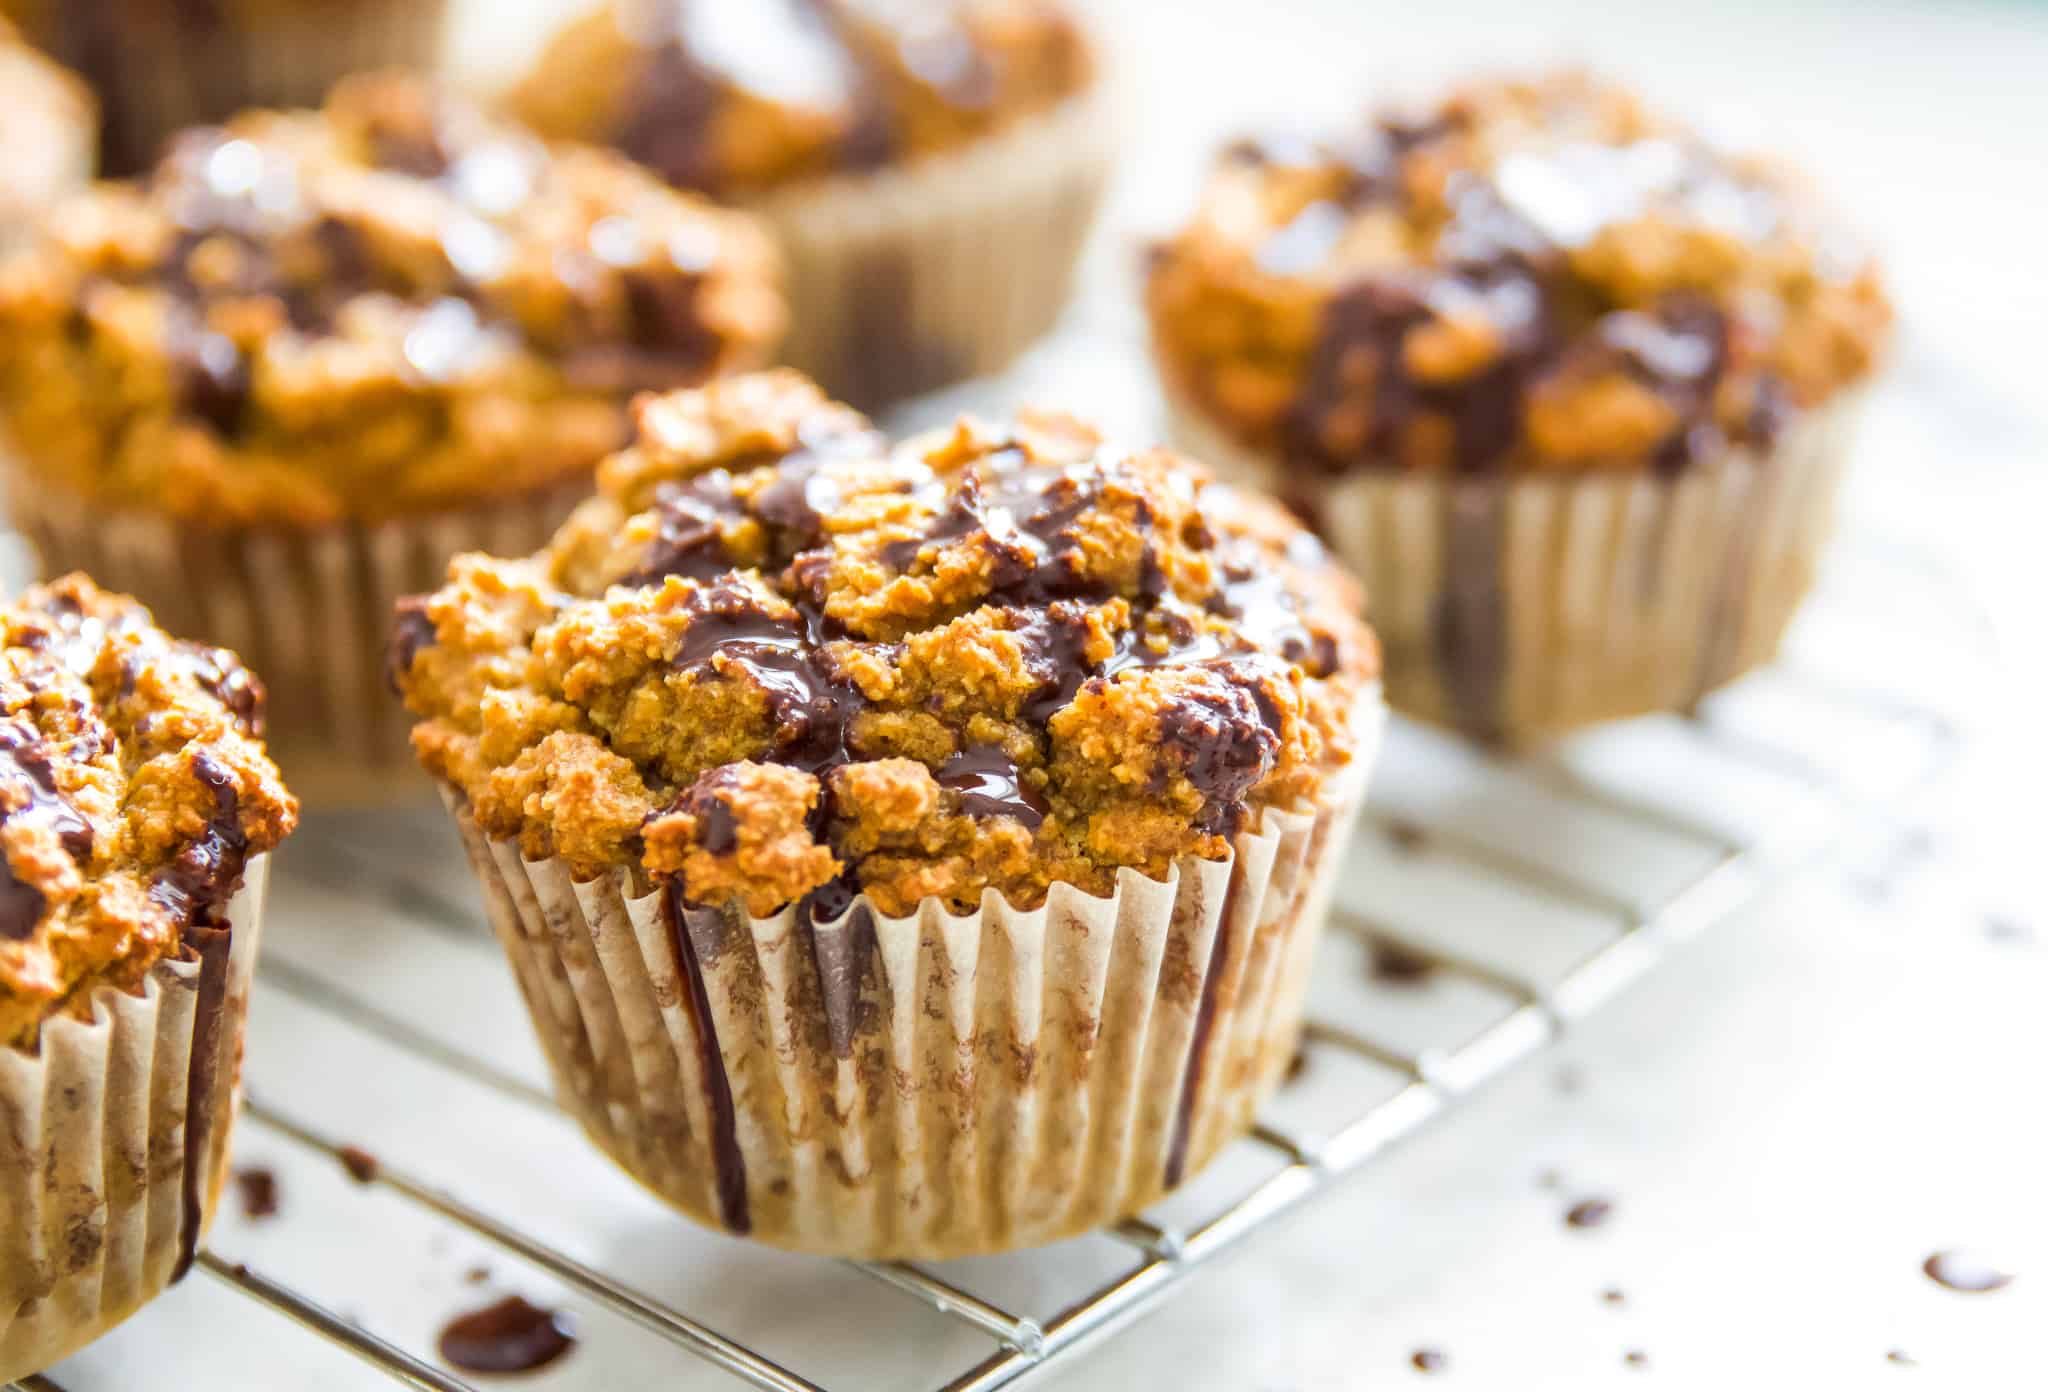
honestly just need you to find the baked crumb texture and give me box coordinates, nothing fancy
[1147,70,1891,476]
[512,0,1093,197]
[395,370,1378,917]
[0,70,785,528]
[0,575,297,1051]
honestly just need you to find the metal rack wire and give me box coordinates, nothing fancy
[12,534,1975,1392]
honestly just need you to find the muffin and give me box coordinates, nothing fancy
[0,574,296,1378]
[511,0,1111,409]
[0,72,785,803]
[1147,71,1891,745]
[390,370,1382,1258]
[0,19,94,247]
[4,0,448,175]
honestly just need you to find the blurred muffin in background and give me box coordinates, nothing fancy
[0,574,296,1378]
[1147,70,1891,746]
[0,72,784,803]
[512,0,1112,409]
[0,19,94,247]
[3,0,448,175]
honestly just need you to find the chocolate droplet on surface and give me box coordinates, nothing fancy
[1566,1197,1614,1230]
[438,1295,576,1375]
[234,1167,280,1220]
[1923,1250,2014,1294]
[338,1146,381,1185]
[1411,1348,1448,1373]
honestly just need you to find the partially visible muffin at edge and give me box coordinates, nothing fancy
[1,574,295,1379]
[391,369,1378,917]
[0,71,784,801]
[508,0,1111,409]
[512,0,1094,197]
[3,0,451,176]
[0,574,296,1050]
[0,70,785,529]
[1147,70,1891,743]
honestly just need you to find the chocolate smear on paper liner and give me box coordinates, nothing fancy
[174,922,233,1282]
[1162,856,1247,1187]
[665,887,751,1234]
[1431,483,1509,743]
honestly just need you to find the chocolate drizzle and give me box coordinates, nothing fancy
[937,745,1046,829]
[1220,97,1804,477]
[663,886,751,1233]
[0,719,95,940]
[613,0,924,196]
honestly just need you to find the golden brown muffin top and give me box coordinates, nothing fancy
[511,0,1093,197]
[0,71,784,528]
[0,18,94,239]
[0,574,298,1051]
[1148,71,1892,476]
[393,371,1378,918]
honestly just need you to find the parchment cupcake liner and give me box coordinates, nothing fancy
[1165,390,1863,746]
[441,695,1381,1260]
[0,858,269,1380]
[754,83,1114,411]
[5,478,587,805]
[28,1,448,174]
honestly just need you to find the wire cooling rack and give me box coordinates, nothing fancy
[12,517,1985,1391]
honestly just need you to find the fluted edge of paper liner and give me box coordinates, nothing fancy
[4,476,586,807]
[0,857,269,1380]
[751,78,1115,411]
[1161,384,1864,746]
[442,693,1382,1260]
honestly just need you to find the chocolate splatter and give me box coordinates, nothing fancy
[1922,1250,2013,1294]
[1368,937,1435,985]
[438,1295,577,1375]
[338,1146,381,1185]
[1565,1196,1614,1230]
[235,1167,280,1220]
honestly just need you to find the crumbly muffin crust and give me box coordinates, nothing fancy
[0,574,297,1051]
[393,371,1377,917]
[0,71,784,528]
[511,0,1093,197]
[1147,71,1891,476]
[0,19,94,243]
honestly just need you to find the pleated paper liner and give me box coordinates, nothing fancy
[0,858,270,1380]
[752,81,1115,412]
[21,0,448,175]
[1164,388,1863,746]
[441,696,1381,1261]
[5,476,588,807]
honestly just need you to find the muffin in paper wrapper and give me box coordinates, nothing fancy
[753,84,1114,412]
[1164,389,1864,746]
[11,0,447,174]
[0,858,269,1379]
[440,696,1380,1260]
[6,478,586,806]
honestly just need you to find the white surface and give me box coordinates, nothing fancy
[40,0,2048,1388]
